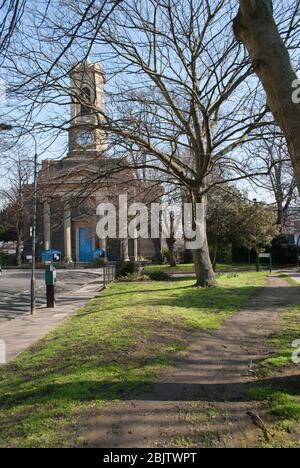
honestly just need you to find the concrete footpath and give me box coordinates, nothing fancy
[277,269,300,285]
[287,271,300,285]
[0,278,103,363]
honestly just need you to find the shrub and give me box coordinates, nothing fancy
[117,272,150,283]
[96,258,107,267]
[183,249,193,264]
[148,271,171,281]
[226,273,239,279]
[116,261,139,278]
[0,253,16,266]
[271,235,297,266]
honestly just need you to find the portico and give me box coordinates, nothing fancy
[42,201,135,263]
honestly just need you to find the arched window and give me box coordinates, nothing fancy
[80,86,92,115]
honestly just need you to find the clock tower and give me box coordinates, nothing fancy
[68,61,106,159]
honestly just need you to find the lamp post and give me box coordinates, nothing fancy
[296,235,300,269]
[30,137,38,315]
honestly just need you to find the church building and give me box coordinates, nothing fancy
[33,61,161,264]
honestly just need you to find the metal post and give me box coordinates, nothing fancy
[46,285,55,308]
[103,265,106,287]
[297,236,300,268]
[30,146,38,315]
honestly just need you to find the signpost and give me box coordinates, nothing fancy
[257,253,272,273]
[297,235,300,268]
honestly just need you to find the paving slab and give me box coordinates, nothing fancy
[0,278,103,363]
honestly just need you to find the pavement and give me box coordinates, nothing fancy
[273,268,300,285]
[0,268,104,363]
[281,269,300,285]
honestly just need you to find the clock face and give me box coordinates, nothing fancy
[76,131,94,147]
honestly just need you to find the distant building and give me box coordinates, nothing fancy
[282,206,300,245]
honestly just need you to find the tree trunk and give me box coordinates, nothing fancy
[166,235,177,267]
[192,232,217,288]
[166,212,177,267]
[190,189,217,288]
[234,0,300,193]
[167,244,177,267]
[15,225,22,267]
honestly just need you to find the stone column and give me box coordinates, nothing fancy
[64,203,72,262]
[134,238,139,262]
[100,238,107,251]
[43,202,51,251]
[121,238,130,262]
[75,226,80,262]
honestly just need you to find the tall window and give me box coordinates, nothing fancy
[80,86,92,115]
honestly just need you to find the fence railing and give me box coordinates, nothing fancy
[103,264,116,287]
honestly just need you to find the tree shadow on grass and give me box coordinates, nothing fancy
[0,374,299,410]
[80,282,297,317]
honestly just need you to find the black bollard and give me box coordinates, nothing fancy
[45,264,56,308]
[46,285,55,308]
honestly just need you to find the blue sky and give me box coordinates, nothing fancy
[0,0,299,203]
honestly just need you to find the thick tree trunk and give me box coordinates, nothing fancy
[190,189,216,288]
[234,0,300,193]
[192,232,217,288]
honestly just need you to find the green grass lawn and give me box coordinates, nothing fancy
[144,262,255,274]
[0,272,266,448]
[248,304,300,447]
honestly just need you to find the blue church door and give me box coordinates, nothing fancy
[79,228,93,262]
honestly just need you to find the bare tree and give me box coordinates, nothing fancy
[4,0,298,286]
[234,0,300,193]
[0,0,28,55]
[246,135,297,231]
[0,150,32,265]
[84,0,276,287]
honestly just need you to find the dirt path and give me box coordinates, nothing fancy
[82,276,299,448]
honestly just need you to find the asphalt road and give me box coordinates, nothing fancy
[0,269,103,323]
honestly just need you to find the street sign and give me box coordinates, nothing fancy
[257,253,272,272]
[259,253,271,258]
